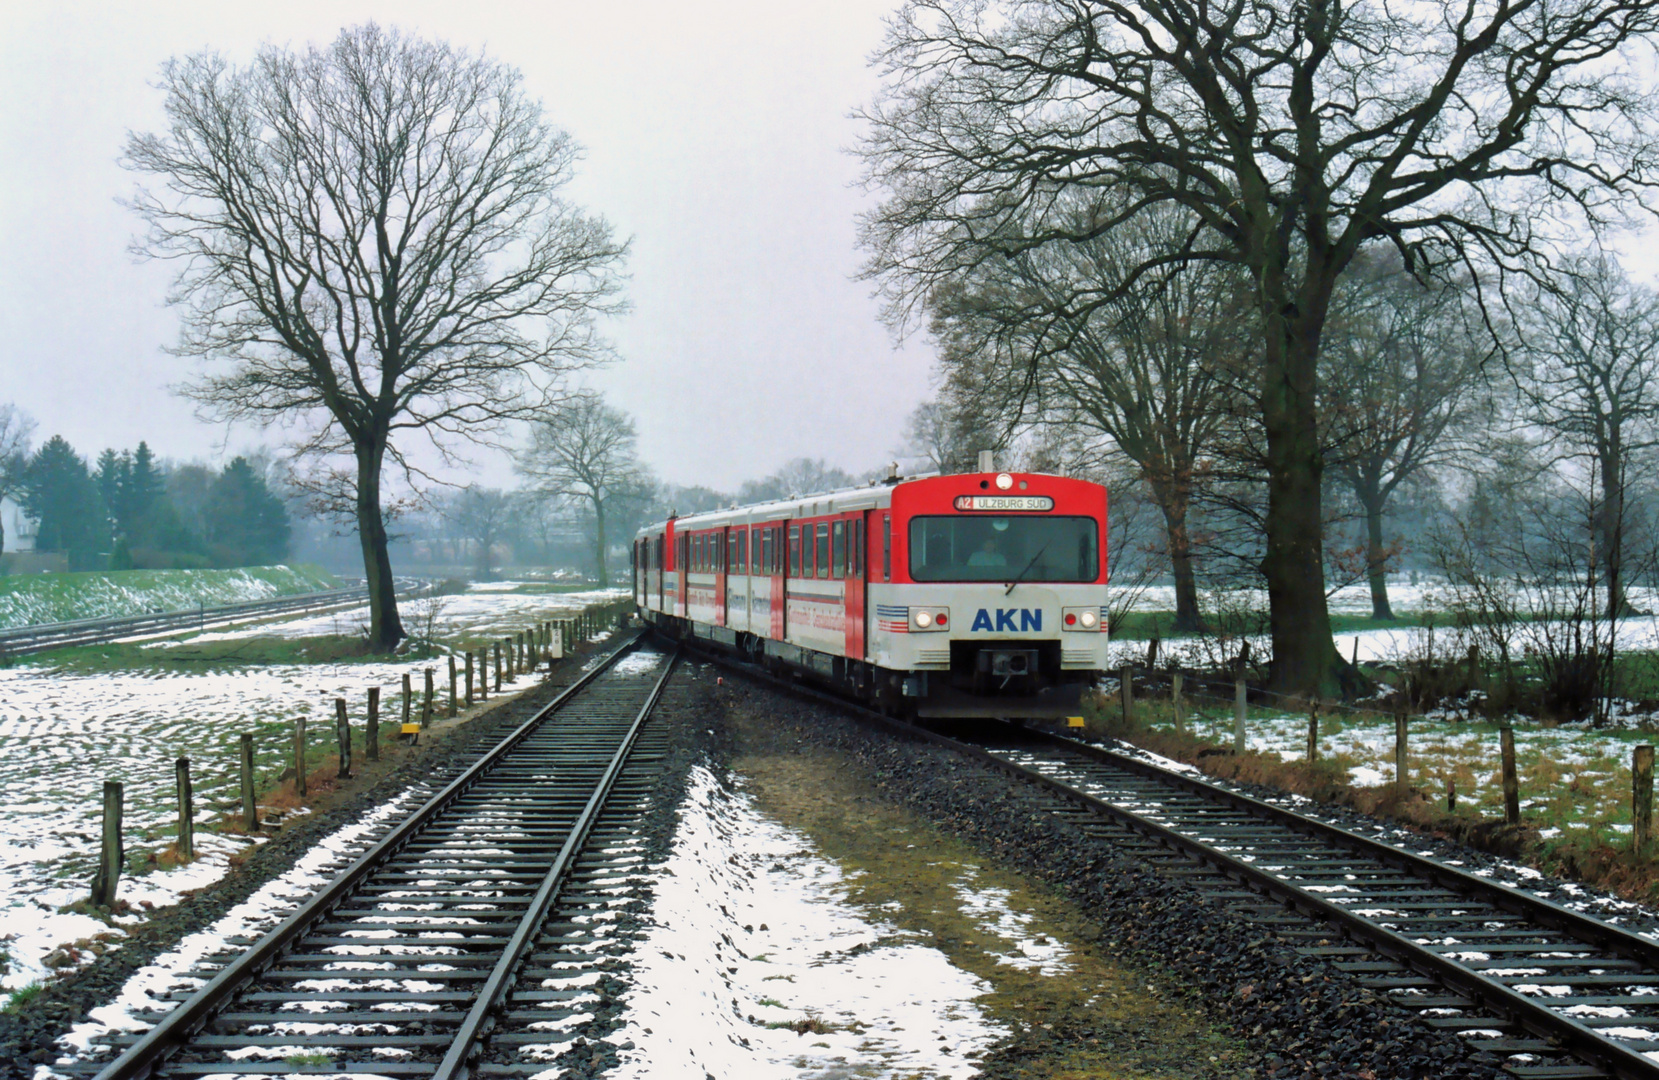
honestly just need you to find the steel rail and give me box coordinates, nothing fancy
[667,636,1659,1080]
[941,731,1659,1080]
[433,645,679,1080]
[1029,730,1659,970]
[92,629,647,1080]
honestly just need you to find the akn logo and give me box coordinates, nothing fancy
[971,608,1042,632]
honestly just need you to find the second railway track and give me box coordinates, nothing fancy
[79,633,679,1080]
[953,725,1659,1080]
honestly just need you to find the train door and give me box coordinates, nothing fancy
[713,529,727,626]
[844,515,865,660]
[769,525,785,639]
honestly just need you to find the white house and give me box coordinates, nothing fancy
[0,495,36,553]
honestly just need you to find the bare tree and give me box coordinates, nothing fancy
[899,395,1007,474]
[735,458,859,503]
[123,25,628,650]
[446,486,513,580]
[925,203,1250,631]
[517,392,648,587]
[1321,253,1487,620]
[859,0,1659,696]
[0,404,36,555]
[1512,253,1659,619]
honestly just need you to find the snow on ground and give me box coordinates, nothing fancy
[602,766,1012,1079]
[0,565,336,630]
[0,583,622,992]
[170,586,624,647]
[0,656,434,991]
[36,785,427,1077]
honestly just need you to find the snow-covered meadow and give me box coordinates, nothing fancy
[0,583,625,995]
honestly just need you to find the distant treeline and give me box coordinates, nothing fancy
[13,436,290,571]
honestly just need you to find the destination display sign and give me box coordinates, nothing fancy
[953,495,1054,512]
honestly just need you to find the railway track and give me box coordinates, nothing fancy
[676,637,1659,1080]
[945,726,1659,1080]
[78,632,679,1080]
[0,586,378,656]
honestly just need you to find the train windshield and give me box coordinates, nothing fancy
[908,516,1100,583]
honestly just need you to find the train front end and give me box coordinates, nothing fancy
[870,470,1109,719]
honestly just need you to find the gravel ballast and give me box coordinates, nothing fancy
[700,663,1510,1080]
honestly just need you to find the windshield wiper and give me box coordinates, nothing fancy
[1005,544,1049,596]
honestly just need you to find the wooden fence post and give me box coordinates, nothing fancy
[465,651,475,706]
[335,698,351,779]
[293,717,307,797]
[1447,777,1457,812]
[1120,665,1133,727]
[422,668,434,727]
[1233,676,1247,754]
[448,656,458,718]
[1500,726,1520,825]
[90,780,123,908]
[494,641,503,690]
[175,757,194,861]
[480,648,490,700]
[402,673,412,728]
[1635,745,1654,850]
[366,687,380,763]
[239,733,256,830]
[1172,672,1185,735]
[1394,710,1408,793]
[1306,700,1319,763]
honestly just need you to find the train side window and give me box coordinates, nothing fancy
[853,518,864,576]
[789,525,801,577]
[816,523,830,579]
[881,515,891,582]
[761,528,772,574]
[832,521,846,578]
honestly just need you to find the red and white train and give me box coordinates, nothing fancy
[632,464,1109,718]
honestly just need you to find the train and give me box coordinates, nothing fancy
[631,459,1109,718]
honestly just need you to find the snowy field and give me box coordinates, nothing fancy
[0,565,336,630]
[1131,682,1659,841]
[0,584,625,995]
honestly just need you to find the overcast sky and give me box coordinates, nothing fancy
[0,0,933,492]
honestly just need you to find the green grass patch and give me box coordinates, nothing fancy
[0,564,337,630]
[4,983,43,1014]
[36,634,382,674]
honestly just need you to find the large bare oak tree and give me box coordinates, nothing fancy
[859,0,1659,695]
[125,24,627,650]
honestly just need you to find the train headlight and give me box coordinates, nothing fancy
[995,472,1014,490]
[910,607,950,632]
[1062,606,1104,632]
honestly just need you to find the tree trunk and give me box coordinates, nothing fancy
[1600,444,1631,617]
[1262,305,1357,698]
[1151,480,1204,632]
[592,497,609,588]
[356,445,404,651]
[1361,486,1395,621]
